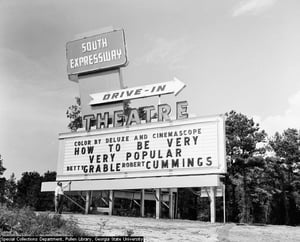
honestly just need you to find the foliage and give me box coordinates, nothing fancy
[15,171,42,208]
[38,171,57,211]
[0,154,7,204]
[268,129,300,225]
[0,177,6,204]
[225,111,267,223]
[13,171,57,211]
[178,111,300,225]
[224,113,300,225]
[66,97,82,131]
[0,154,6,176]
[0,205,87,236]
[4,173,17,205]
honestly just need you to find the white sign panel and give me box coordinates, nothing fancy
[66,29,127,75]
[89,78,186,105]
[56,115,226,181]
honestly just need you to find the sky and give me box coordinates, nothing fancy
[1,0,300,179]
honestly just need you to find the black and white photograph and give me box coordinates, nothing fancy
[0,0,300,241]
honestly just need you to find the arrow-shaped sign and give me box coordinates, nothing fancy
[89,77,186,105]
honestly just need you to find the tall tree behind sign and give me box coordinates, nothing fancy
[225,110,267,223]
[268,129,300,225]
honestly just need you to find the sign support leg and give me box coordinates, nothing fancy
[109,190,114,216]
[175,189,178,219]
[85,191,91,214]
[169,189,174,219]
[210,186,216,223]
[140,189,145,217]
[118,68,125,89]
[155,188,161,219]
[223,184,226,223]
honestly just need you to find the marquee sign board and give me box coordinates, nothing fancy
[66,29,127,75]
[56,115,226,181]
[89,78,186,105]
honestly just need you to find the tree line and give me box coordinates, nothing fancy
[0,109,299,225]
[178,111,300,225]
[0,168,56,210]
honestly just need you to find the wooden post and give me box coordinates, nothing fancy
[155,188,161,219]
[85,191,91,214]
[210,186,216,223]
[169,189,174,219]
[223,184,226,223]
[109,190,114,216]
[140,189,145,217]
[175,189,179,219]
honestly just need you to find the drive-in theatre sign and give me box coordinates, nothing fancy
[56,115,226,181]
[41,27,227,222]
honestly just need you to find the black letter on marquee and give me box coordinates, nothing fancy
[206,157,212,166]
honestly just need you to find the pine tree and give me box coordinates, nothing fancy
[269,129,300,225]
[225,111,267,223]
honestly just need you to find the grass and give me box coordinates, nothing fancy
[0,205,87,236]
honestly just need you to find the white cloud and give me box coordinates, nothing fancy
[232,0,277,17]
[255,90,300,135]
[134,36,191,70]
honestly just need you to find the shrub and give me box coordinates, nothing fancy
[0,205,87,236]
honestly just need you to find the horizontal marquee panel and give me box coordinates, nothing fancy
[56,115,226,181]
[41,175,222,191]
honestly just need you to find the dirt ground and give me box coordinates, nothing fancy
[62,214,300,242]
